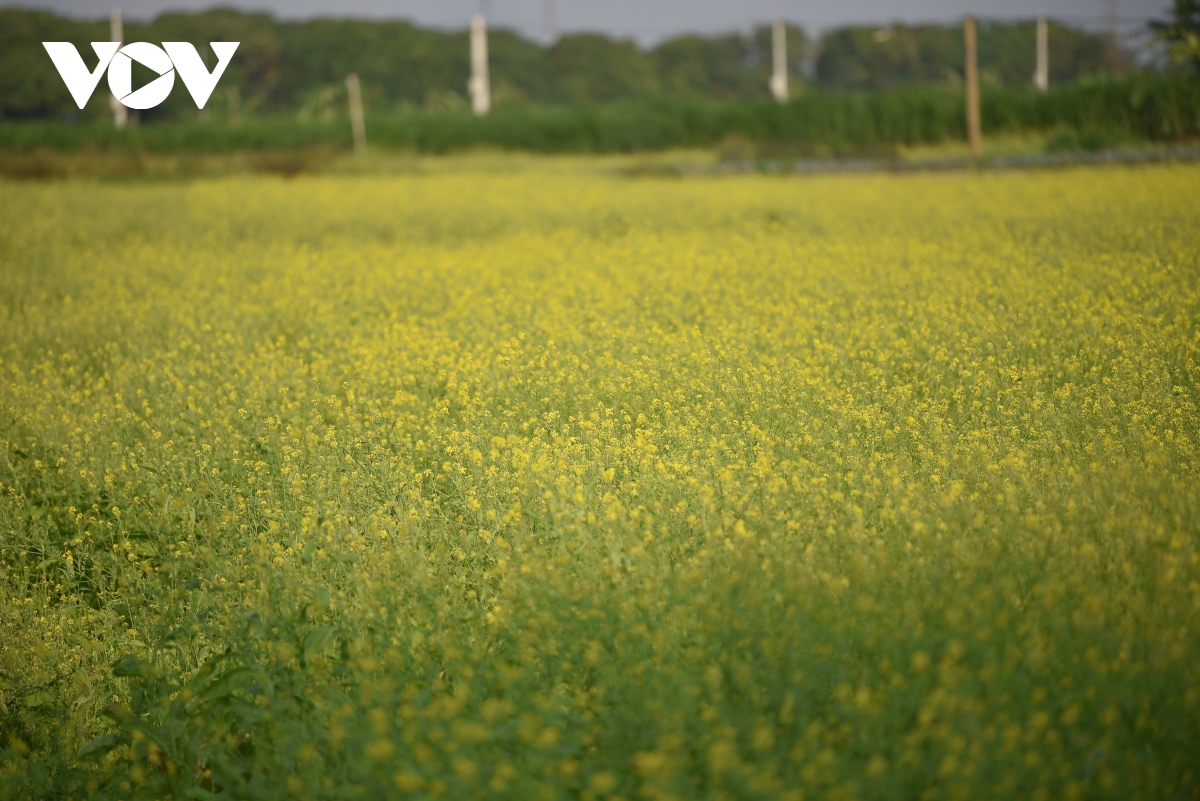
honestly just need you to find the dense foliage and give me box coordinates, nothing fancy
[815,19,1114,91]
[1,73,1196,158]
[1,162,1198,799]
[1151,0,1200,72]
[0,7,1122,121]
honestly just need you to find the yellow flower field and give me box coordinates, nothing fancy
[1,162,1198,799]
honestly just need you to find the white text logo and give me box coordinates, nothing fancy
[42,42,239,110]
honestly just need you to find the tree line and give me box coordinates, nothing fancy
[0,7,1128,121]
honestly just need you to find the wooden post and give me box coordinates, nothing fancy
[769,20,788,103]
[964,15,982,165]
[110,8,127,129]
[346,73,366,155]
[469,15,491,117]
[1034,12,1049,92]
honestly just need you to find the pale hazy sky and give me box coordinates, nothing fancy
[12,0,1166,44]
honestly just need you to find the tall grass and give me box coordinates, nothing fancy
[2,73,1196,156]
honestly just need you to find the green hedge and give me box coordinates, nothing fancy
[1,73,1196,155]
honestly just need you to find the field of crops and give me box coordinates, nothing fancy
[1,161,1198,799]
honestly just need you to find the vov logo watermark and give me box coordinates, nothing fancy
[42,41,239,109]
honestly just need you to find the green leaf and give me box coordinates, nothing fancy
[77,732,123,758]
[301,542,319,564]
[112,654,146,677]
[23,689,55,708]
[101,703,138,729]
[333,552,358,563]
[304,625,338,654]
[182,656,224,696]
[198,666,251,704]
[160,626,191,648]
[313,585,330,609]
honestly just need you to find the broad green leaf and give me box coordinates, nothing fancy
[198,666,251,704]
[112,654,146,677]
[77,732,123,758]
[304,625,338,654]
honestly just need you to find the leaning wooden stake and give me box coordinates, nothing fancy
[964,15,982,166]
[346,73,366,155]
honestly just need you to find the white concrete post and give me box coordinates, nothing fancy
[110,8,127,128]
[1034,12,1049,92]
[469,15,491,117]
[769,19,788,103]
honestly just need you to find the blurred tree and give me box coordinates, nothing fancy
[816,19,1114,91]
[0,9,106,119]
[1151,0,1200,73]
[126,10,281,122]
[550,34,658,102]
[275,19,460,112]
[0,8,1154,122]
[653,33,758,98]
[651,24,807,100]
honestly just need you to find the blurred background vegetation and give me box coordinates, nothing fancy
[0,8,1132,119]
[0,3,1197,167]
